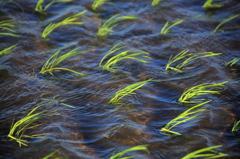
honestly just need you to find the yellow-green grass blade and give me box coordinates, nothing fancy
[178,82,228,104]
[160,19,185,34]
[225,57,240,66]
[92,0,109,11]
[213,14,239,33]
[110,145,149,159]
[151,0,161,6]
[232,120,240,132]
[202,0,223,9]
[42,149,60,159]
[0,45,17,54]
[181,145,227,159]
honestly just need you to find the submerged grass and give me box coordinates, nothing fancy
[178,81,228,104]
[0,45,16,55]
[213,15,239,33]
[225,57,240,66]
[151,0,161,6]
[202,0,223,9]
[181,145,227,159]
[232,120,240,132]
[110,145,149,159]
[165,50,221,72]
[42,10,86,38]
[99,42,151,72]
[160,18,185,34]
[35,0,73,14]
[97,14,138,37]
[39,47,88,76]
[8,103,59,147]
[92,0,109,11]
[160,101,209,136]
[109,79,153,105]
[0,19,19,37]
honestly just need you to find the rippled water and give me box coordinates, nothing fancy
[1,0,240,158]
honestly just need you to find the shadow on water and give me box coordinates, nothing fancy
[1,0,240,158]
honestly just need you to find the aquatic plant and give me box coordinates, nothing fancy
[181,145,227,159]
[42,10,86,38]
[0,19,19,37]
[151,0,161,6]
[232,120,240,132]
[165,50,222,72]
[202,0,223,9]
[92,0,109,11]
[160,101,209,136]
[97,14,138,37]
[213,15,239,33]
[0,45,16,55]
[42,149,61,159]
[39,47,88,76]
[110,145,149,159]
[35,0,73,14]
[109,79,153,105]
[99,42,151,72]
[178,81,228,104]
[8,103,59,147]
[225,57,240,66]
[160,18,185,34]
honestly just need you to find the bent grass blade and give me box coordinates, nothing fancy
[181,145,227,159]
[0,45,17,55]
[165,51,222,72]
[178,82,228,104]
[160,18,185,35]
[225,57,240,66]
[8,103,59,147]
[99,42,151,72]
[40,47,88,76]
[213,14,239,33]
[97,14,138,37]
[42,10,86,38]
[232,120,240,132]
[151,0,161,6]
[0,20,19,37]
[110,145,149,159]
[92,0,109,11]
[160,101,210,136]
[109,79,153,105]
[202,0,223,9]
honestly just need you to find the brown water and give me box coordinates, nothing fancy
[1,0,240,158]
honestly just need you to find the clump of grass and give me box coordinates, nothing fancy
[213,15,239,33]
[181,145,227,159]
[99,42,151,72]
[109,79,153,105]
[160,101,209,136]
[0,45,17,55]
[225,57,240,66]
[202,0,223,9]
[165,50,222,72]
[8,103,59,147]
[97,14,138,37]
[92,0,109,11]
[151,0,161,6]
[42,10,86,38]
[160,18,185,35]
[110,145,149,159]
[35,0,73,14]
[0,19,19,37]
[178,81,228,104]
[232,120,240,132]
[39,47,88,76]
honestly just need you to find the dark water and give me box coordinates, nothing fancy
[1,0,240,158]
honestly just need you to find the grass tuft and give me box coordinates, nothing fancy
[225,57,240,67]
[160,18,185,35]
[109,79,153,105]
[0,19,19,37]
[97,14,138,37]
[42,10,86,38]
[99,42,151,72]
[35,0,73,14]
[202,0,223,9]
[151,0,161,6]
[110,145,149,159]
[213,15,239,33]
[181,145,227,159]
[165,50,222,72]
[160,101,209,136]
[178,82,228,104]
[8,103,59,147]
[0,45,17,55]
[39,46,88,76]
[232,120,240,132]
[92,0,109,11]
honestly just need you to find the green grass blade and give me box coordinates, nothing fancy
[232,120,240,132]
[202,0,223,9]
[0,45,16,55]
[92,0,109,11]
[160,19,185,34]
[225,57,240,66]
[151,0,161,6]
[42,149,60,159]
[213,15,239,33]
